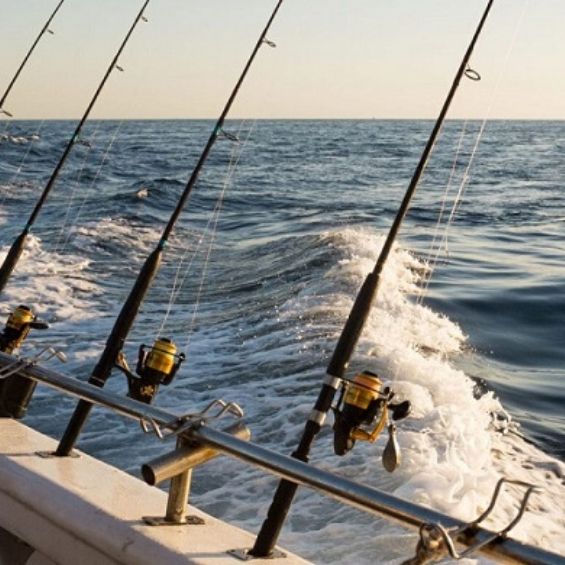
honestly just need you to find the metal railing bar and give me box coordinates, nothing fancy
[0,352,561,565]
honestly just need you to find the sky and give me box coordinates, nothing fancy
[0,0,564,120]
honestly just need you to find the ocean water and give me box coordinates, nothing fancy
[1,119,564,563]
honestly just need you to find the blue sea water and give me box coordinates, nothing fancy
[1,119,564,561]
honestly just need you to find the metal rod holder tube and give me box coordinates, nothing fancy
[142,422,251,486]
[165,438,192,524]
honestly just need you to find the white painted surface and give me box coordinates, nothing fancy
[0,420,309,565]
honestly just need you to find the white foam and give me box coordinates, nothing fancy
[296,226,565,558]
[3,217,563,563]
[194,225,564,563]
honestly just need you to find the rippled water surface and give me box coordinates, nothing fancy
[1,119,564,562]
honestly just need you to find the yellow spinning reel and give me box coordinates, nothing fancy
[117,337,185,404]
[0,305,49,354]
[333,370,411,470]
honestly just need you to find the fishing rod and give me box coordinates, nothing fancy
[0,1,151,419]
[251,0,495,557]
[0,0,150,294]
[54,0,285,456]
[1,351,562,565]
[0,0,67,117]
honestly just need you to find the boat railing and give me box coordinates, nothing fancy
[0,350,561,565]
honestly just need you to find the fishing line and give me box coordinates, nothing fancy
[156,120,255,341]
[53,122,102,251]
[56,121,125,254]
[416,0,530,304]
[416,122,472,304]
[424,122,469,258]
[182,120,256,350]
[0,121,45,211]
[10,121,46,177]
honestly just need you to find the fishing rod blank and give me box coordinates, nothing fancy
[0,0,150,294]
[55,0,285,457]
[251,0,496,556]
[0,1,151,420]
[0,0,67,117]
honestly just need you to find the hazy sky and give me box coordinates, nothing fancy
[0,0,563,120]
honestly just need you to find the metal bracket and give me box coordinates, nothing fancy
[140,399,244,440]
[228,548,286,561]
[0,346,67,379]
[408,478,538,563]
[36,449,80,459]
[142,515,204,527]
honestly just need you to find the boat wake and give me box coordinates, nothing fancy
[183,225,565,563]
[3,207,563,563]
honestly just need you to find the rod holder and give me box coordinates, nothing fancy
[142,422,251,486]
[142,422,251,526]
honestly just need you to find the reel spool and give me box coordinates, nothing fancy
[120,338,185,404]
[0,305,49,419]
[0,304,48,354]
[333,370,411,471]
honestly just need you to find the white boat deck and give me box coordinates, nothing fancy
[0,419,309,565]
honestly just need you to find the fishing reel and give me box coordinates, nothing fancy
[0,305,50,419]
[332,370,411,472]
[116,338,185,404]
[0,304,49,354]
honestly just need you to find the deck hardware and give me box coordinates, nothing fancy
[143,436,204,526]
[36,449,80,459]
[140,399,243,440]
[228,548,286,561]
[403,478,538,563]
[0,346,66,379]
[142,422,250,527]
[0,346,66,418]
